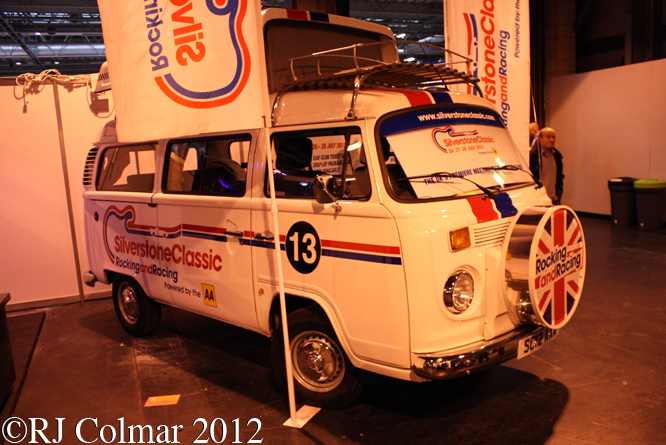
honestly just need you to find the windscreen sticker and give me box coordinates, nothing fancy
[380,107,502,137]
[310,134,363,174]
[432,127,493,153]
[382,106,528,200]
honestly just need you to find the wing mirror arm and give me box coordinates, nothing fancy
[314,174,342,212]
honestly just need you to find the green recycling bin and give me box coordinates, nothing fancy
[634,178,666,230]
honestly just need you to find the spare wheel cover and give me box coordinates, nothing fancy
[529,205,586,329]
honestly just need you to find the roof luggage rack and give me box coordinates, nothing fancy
[271,41,481,125]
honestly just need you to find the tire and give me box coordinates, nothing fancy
[271,306,363,409]
[112,275,161,337]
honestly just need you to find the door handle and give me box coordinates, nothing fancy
[254,233,274,241]
[225,230,243,237]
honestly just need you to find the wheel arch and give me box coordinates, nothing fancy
[268,292,330,333]
[104,269,117,286]
[267,291,354,361]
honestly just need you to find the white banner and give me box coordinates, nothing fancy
[98,0,267,142]
[444,0,531,158]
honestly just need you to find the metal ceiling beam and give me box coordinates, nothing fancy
[0,43,105,57]
[0,4,99,15]
[0,0,445,76]
[0,15,46,70]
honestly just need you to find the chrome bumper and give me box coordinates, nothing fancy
[412,325,546,380]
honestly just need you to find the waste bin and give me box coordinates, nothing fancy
[634,178,666,230]
[608,177,637,226]
[0,293,15,409]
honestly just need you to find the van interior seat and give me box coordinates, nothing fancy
[276,138,315,171]
[126,173,155,192]
[201,159,245,196]
[274,138,324,197]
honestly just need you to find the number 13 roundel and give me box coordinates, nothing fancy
[528,206,586,329]
[286,221,321,274]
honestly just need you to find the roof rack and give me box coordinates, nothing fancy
[271,41,481,125]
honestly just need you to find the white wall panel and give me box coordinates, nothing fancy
[0,77,113,308]
[546,59,666,215]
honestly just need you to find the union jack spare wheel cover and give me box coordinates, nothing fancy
[528,206,586,329]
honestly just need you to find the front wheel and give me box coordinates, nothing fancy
[112,275,161,337]
[271,306,362,409]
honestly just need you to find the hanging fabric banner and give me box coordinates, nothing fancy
[444,0,531,158]
[98,0,267,142]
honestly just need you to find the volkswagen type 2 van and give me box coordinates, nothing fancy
[83,8,586,408]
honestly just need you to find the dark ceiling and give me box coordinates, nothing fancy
[0,0,444,78]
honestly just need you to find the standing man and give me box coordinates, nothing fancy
[530,127,564,205]
[529,122,540,151]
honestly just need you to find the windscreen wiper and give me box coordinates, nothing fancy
[480,165,543,189]
[401,172,496,199]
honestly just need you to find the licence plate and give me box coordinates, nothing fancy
[517,328,558,359]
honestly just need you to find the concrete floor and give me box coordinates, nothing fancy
[2,217,665,445]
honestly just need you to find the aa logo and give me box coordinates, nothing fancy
[202,283,217,308]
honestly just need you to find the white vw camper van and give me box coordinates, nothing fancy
[83,8,586,408]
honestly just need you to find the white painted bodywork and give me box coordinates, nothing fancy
[83,10,566,383]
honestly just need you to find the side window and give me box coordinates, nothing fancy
[164,135,250,197]
[96,144,156,192]
[268,127,370,199]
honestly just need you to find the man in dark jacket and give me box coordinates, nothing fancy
[529,127,564,205]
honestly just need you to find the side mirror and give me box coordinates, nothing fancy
[314,174,339,208]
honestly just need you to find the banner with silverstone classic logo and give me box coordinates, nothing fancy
[444,0,531,157]
[98,0,266,142]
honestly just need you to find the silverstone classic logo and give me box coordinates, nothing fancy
[146,0,251,108]
[531,208,585,329]
[432,126,494,153]
[103,206,223,284]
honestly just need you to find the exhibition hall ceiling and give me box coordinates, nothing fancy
[0,0,444,77]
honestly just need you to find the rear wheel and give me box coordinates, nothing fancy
[112,275,161,337]
[271,306,362,409]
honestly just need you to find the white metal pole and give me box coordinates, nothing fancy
[52,79,85,302]
[263,130,298,426]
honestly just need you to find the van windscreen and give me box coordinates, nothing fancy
[378,106,533,201]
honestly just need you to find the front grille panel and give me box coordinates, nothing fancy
[473,220,511,247]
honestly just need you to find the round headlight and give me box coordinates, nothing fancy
[443,271,474,314]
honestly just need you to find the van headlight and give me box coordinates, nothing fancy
[443,271,474,314]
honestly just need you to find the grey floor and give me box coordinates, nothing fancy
[2,217,665,445]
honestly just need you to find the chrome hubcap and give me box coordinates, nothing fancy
[291,331,344,392]
[118,283,139,324]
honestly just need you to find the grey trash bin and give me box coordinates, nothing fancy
[608,177,637,226]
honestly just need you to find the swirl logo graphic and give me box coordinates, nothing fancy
[432,126,479,153]
[103,206,153,262]
[149,0,251,109]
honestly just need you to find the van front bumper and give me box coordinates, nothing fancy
[412,325,547,380]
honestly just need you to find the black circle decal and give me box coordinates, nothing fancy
[286,221,321,274]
